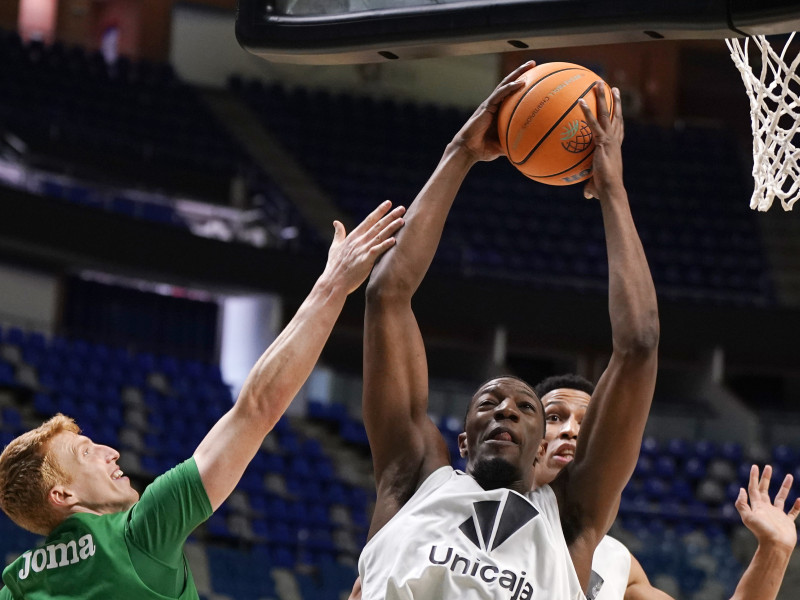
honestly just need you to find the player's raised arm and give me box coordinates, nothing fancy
[555,83,660,574]
[363,61,537,538]
[193,201,405,511]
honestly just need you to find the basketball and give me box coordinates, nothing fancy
[497,62,614,186]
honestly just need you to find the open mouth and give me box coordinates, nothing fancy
[111,469,125,480]
[552,444,575,463]
[487,427,518,444]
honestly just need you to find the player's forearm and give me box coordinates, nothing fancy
[599,186,659,354]
[369,142,476,295]
[565,186,658,529]
[237,275,348,427]
[729,541,793,600]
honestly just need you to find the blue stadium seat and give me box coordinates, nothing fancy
[684,457,706,480]
[643,477,670,500]
[654,456,677,478]
[0,360,17,386]
[640,436,660,457]
[693,439,718,462]
[33,392,56,415]
[0,407,22,430]
[634,455,653,477]
[772,444,797,468]
[665,438,689,460]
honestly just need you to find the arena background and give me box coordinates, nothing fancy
[1,1,800,598]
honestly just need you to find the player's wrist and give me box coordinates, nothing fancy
[445,139,483,166]
[755,532,796,556]
[313,269,352,303]
[595,180,627,202]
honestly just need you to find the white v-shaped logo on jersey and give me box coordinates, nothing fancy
[458,491,539,552]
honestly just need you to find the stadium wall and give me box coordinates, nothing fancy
[169,3,499,109]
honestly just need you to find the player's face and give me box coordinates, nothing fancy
[459,377,544,490]
[534,388,591,486]
[48,431,139,514]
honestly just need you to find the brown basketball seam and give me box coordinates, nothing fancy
[527,147,597,180]
[515,80,600,167]
[505,67,584,162]
[528,84,615,179]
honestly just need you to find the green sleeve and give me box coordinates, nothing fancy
[0,585,14,599]
[125,457,213,567]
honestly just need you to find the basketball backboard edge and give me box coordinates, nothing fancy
[236,0,800,65]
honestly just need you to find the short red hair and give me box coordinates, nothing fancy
[0,414,80,535]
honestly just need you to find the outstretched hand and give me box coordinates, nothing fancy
[736,464,800,551]
[323,200,406,295]
[451,60,537,163]
[579,82,624,200]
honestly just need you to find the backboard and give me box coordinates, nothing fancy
[236,0,800,65]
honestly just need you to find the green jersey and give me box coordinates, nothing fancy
[1,457,212,599]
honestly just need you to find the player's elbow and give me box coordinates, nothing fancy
[616,311,660,357]
[365,263,415,307]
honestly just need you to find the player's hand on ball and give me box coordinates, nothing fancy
[580,83,624,200]
[451,60,537,163]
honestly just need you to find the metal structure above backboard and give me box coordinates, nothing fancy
[236,0,800,65]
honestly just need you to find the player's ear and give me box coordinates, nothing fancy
[48,485,77,509]
[534,440,548,465]
[457,432,468,458]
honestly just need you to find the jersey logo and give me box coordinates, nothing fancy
[17,534,96,580]
[587,570,604,600]
[459,492,539,552]
[425,493,544,598]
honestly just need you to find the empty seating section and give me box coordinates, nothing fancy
[0,29,317,252]
[231,77,775,306]
[0,30,244,202]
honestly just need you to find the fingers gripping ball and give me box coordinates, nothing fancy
[497,62,614,185]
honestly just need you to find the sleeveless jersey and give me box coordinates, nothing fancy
[358,466,586,600]
[1,458,212,599]
[587,536,631,600]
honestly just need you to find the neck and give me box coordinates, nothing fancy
[469,457,527,493]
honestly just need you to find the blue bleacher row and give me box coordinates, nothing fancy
[309,397,800,523]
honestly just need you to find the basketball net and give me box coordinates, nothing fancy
[726,33,800,211]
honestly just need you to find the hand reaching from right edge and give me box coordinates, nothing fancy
[736,464,800,551]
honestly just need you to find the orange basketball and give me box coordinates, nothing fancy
[497,62,614,186]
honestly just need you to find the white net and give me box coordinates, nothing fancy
[726,33,800,211]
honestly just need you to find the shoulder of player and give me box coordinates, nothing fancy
[375,422,451,501]
[597,534,629,553]
[379,463,454,504]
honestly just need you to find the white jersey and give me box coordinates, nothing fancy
[358,466,586,600]
[587,536,631,600]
